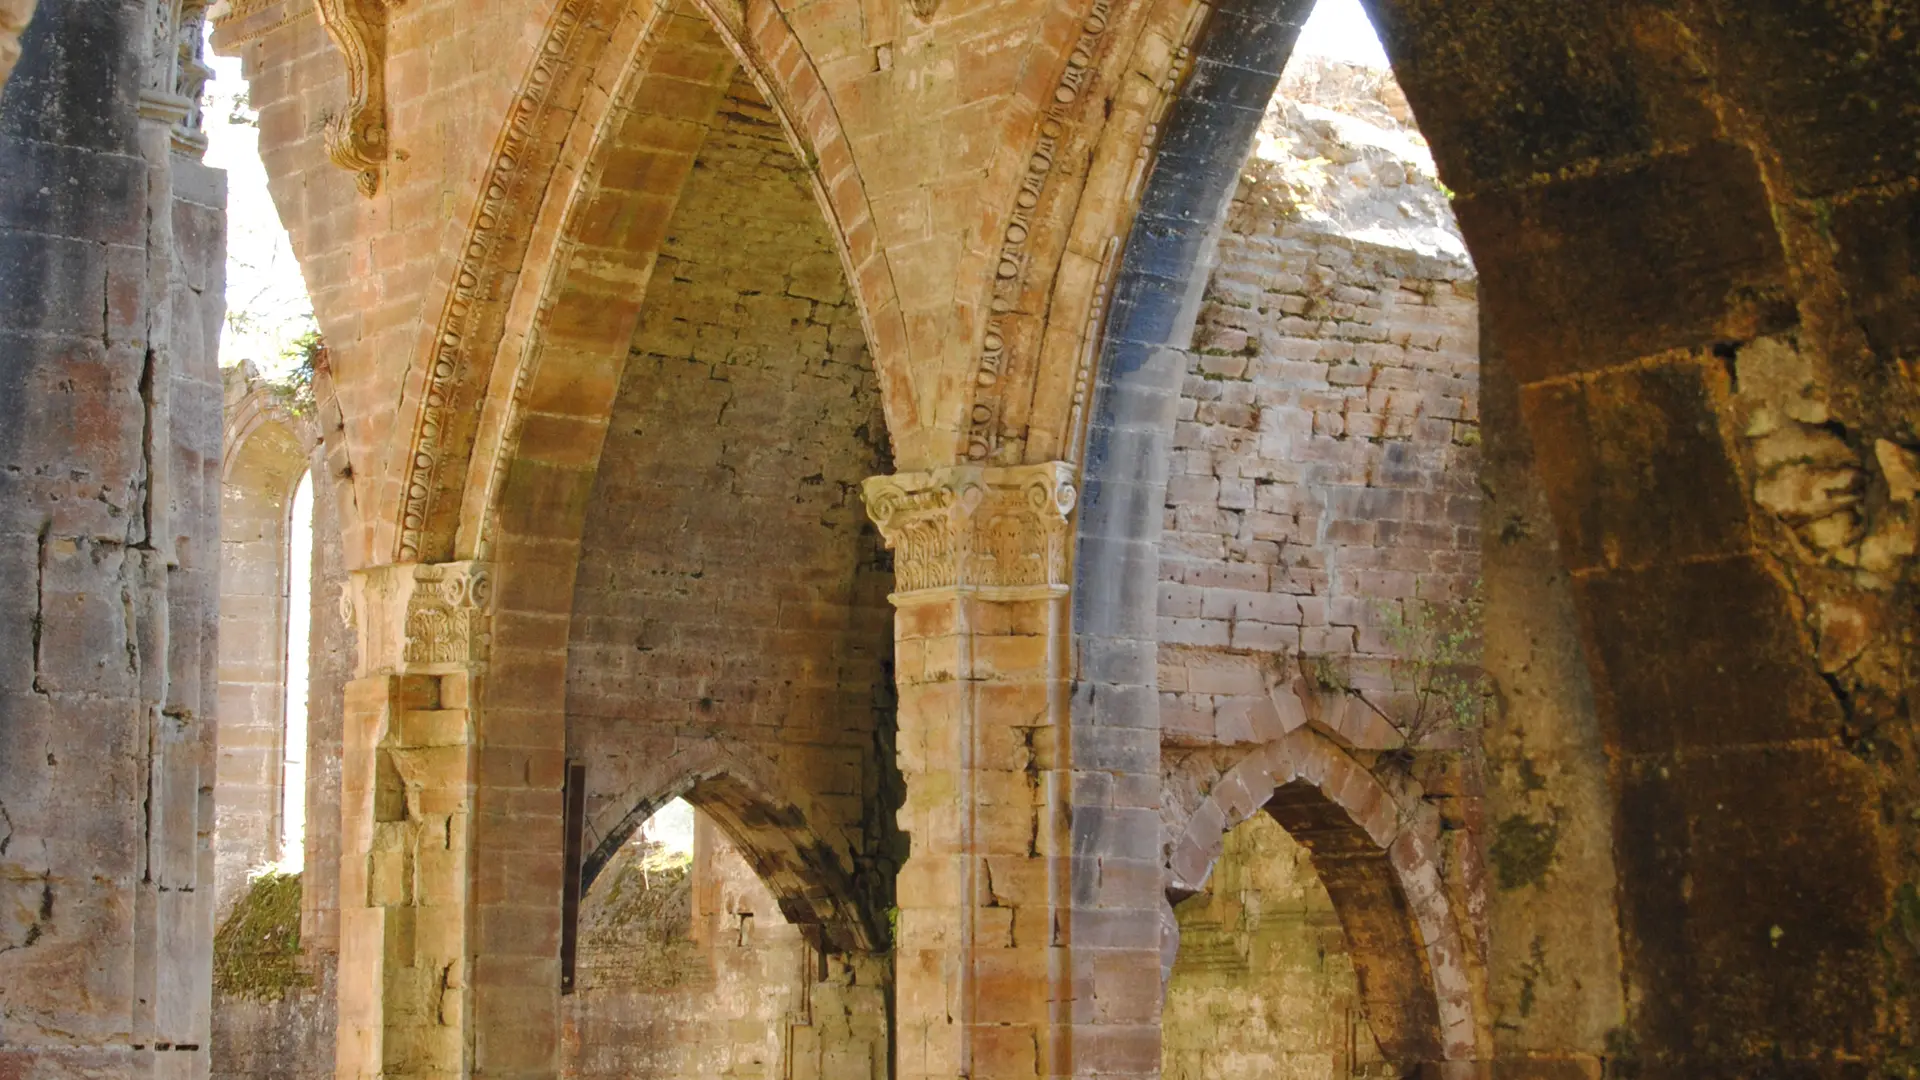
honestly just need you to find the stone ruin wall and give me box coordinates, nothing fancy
[210,396,351,1080]
[0,3,227,1072]
[557,68,896,1078]
[1157,61,1484,1078]
[213,368,313,913]
[1164,812,1392,1080]
[563,810,887,1080]
[565,814,802,1079]
[1157,62,1480,766]
[199,57,1490,1080]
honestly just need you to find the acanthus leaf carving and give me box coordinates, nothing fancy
[316,0,396,196]
[347,561,492,675]
[140,0,214,155]
[861,463,1077,603]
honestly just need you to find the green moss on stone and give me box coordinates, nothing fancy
[1489,814,1559,890]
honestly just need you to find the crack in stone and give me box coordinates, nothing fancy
[30,520,48,696]
[136,349,158,551]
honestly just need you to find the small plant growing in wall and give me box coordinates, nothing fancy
[1305,653,1351,694]
[1371,586,1492,750]
[212,869,309,1002]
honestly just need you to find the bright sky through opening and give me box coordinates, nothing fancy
[1295,0,1389,67]
[279,472,313,872]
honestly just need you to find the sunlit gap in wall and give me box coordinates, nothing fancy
[200,22,316,370]
[642,797,696,857]
[1296,0,1388,66]
[280,471,314,871]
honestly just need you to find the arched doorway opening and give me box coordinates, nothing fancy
[1166,731,1477,1075]
[1079,7,1496,1070]
[215,368,319,908]
[1165,809,1393,1079]
[565,783,889,1080]
[548,26,900,1078]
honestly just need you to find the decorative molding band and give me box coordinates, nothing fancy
[965,0,1113,462]
[209,0,318,51]
[396,0,595,562]
[861,463,1077,603]
[315,0,394,196]
[346,561,493,675]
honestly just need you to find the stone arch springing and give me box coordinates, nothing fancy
[215,364,319,910]
[1165,730,1477,1064]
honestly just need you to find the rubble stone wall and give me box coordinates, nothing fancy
[1157,143,1481,757]
[1163,811,1391,1080]
[1150,69,1490,1070]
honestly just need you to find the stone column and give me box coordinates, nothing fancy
[335,561,492,1080]
[0,0,223,1074]
[864,463,1088,1080]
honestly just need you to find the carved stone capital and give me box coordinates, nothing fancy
[346,561,492,675]
[139,0,212,155]
[861,463,1077,603]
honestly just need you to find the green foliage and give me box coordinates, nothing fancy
[1374,587,1492,748]
[267,329,323,416]
[212,870,310,1002]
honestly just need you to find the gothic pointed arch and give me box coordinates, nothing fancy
[215,365,320,912]
[366,0,913,569]
[1166,730,1481,1063]
[1065,0,1917,1069]
[579,742,881,953]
